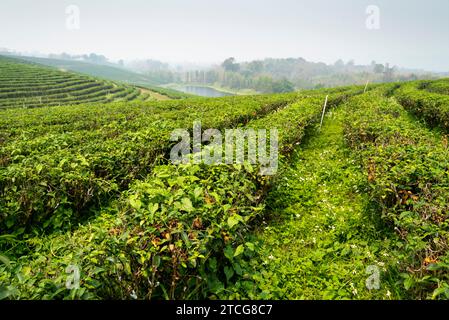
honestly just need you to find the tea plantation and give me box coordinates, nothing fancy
[1,56,449,300]
[0,56,179,110]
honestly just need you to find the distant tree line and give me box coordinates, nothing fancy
[168,57,436,93]
[58,53,435,92]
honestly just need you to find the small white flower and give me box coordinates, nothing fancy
[350,283,358,296]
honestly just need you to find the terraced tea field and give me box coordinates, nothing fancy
[0,56,176,109]
[1,55,449,300]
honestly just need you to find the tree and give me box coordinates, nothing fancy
[346,60,355,67]
[383,63,395,82]
[272,78,295,93]
[221,57,240,72]
[373,63,385,74]
[247,60,263,74]
[87,53,108,64]
[334,59,345,68]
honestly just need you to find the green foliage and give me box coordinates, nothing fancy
[422,79,449,95]
[0,89,325,299]
[343,90,449,299]
[218,106,402,300]
[0,92,300,232]
[221,57,240,72]
[271,78,295,93]
[0,92,323,298]
[395,80,449,130]
[0,163,265,299]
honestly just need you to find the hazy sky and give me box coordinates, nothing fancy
[1,0,448,71]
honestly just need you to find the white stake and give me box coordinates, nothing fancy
[319,95,329,130]
[364,80,370,93]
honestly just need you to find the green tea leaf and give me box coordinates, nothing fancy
[234,244,244,257]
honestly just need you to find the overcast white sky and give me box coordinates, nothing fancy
[0,0,448,71]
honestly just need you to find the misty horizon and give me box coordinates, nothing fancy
[0,48,442,74]
[1,0,449,72]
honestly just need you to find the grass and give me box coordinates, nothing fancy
[241,107,403,299]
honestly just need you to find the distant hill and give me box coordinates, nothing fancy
[15,55,161,86]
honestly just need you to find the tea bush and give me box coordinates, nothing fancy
[343,91,449,299]
[0,94,331,299]
[0,93,301,232]
[395,81,449,131]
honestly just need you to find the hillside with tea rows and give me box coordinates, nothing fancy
[0,56,178,109]
[1,57,449,300]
